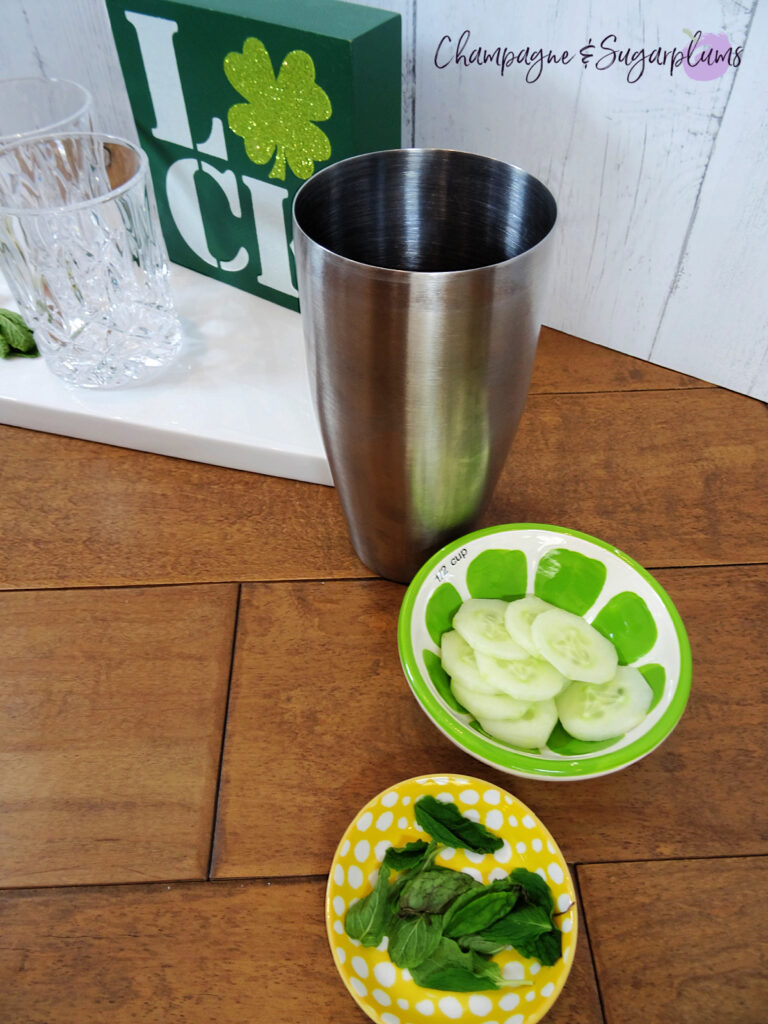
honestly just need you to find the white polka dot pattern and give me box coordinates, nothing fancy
[438,996,463,1018]
[486,810,504,830]
[468,994,492,1015]
[499,992,520,1010]
[348,865,363,889]
[326,774,577,1024]
[547,863,564,885]
[374,962,396,987]
[376,840,391,862]
[493,842,513,864]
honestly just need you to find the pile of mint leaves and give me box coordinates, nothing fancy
[344,795,564,992]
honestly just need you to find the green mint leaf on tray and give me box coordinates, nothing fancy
[382,839,431,872]
[458,867,562,966]
[387,913,443,969]
[443,886,520,939]
[414,795,504,853]
[509,867,555,913]
[344,864,391,947]
[399,868,481,915]
[513,922,563,967]
[409,937,505,992]
[455,932,508,956]
[0,309,38,358]
[466,902,553,948]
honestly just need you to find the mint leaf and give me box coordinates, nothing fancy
[456,933,508,956]
[387,913,443,968]
[514,923,563,967]
[473,902,553,946]
[414,796,504,854]
[508,867,555,914]
[0,309,38,358]
[443,888,520,938]
[382,839,431,872]
[462,868,562,966]
[399,868,481,916]
[344,864,391,947]
[409,937,502,992]
[379,839,442,935]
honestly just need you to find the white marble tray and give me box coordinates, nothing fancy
[0,264,332,485]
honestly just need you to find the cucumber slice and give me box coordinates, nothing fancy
[531,607,618,684]
[440,630,498,695]
[452,599,529,660]
[451,678,531,721]
[477,699,558,750]
[555,666,653,741]
[474,650,567,701]
[504,596,557,655]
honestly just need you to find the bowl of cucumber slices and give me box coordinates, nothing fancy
[397,524,692,780]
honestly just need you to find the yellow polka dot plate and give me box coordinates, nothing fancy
[326,773,577,1024]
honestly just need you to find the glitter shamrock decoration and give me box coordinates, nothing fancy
[224,37,332,181]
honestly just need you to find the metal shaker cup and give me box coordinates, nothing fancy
[293,148,557,583]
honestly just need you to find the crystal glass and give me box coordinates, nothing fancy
[0,132,182,388]
[0,77,92,146]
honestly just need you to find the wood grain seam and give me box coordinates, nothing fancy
[0,875,331,898]
[642,561,768,573]
[0,581,253,596]
[206,583,243,881]
[205,852,768,886]
[572,866,609,1024]
[4,561,768,597]
[574,852,768,870]
[4,853,767,898]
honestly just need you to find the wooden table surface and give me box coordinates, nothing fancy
[1,329,766,1024]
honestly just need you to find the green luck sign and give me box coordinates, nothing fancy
[107,0,401,312]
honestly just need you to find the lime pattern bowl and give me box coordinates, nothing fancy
[326,773,577,1024]
[398,524,692,780]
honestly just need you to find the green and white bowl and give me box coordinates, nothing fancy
[397,524,692,781]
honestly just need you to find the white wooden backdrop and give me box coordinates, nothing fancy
[2,0,766,399]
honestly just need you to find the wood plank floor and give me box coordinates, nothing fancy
[578,857,768,1024]
[0,585,237,888]
[1,329,766,1023]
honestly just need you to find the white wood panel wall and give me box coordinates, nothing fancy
[414,0,765,399]
[650,0,768,395]
[1,0,766,399]
[1,0,138,141]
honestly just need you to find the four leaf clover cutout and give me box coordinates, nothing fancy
[224,37,332,181]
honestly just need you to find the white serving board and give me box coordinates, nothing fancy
[0,264,332,485]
